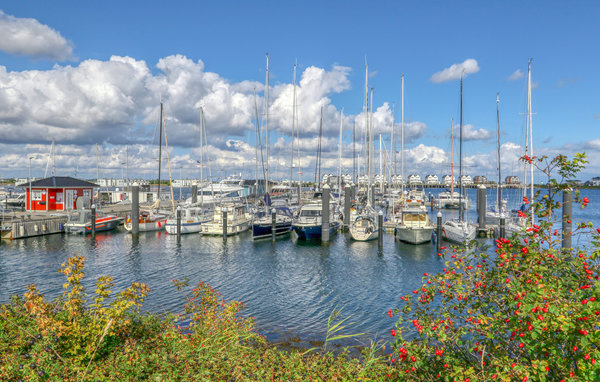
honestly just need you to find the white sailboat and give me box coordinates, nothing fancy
[125,103,169,232]
[441,77,476,244]
[350,63,379,241]
[166,108,214,235]
[435,118,469,210]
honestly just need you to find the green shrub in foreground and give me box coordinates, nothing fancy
[390,153,600,381]
[0,257,395,381]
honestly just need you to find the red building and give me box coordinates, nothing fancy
[19,176,98,212]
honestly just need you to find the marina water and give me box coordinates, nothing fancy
[2,187,598,346]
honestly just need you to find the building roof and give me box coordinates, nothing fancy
[18,176,99,188]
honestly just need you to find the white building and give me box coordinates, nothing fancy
[425,174,439,185]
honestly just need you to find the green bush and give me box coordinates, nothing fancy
[0,257,395,381]
[390,153,600,381]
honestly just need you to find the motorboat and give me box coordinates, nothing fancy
[395,205,434,244]
[65,208,123,234]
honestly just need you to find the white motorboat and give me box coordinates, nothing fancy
[165,204,213,234]
[395,205,434,244]
[201,203,252,236]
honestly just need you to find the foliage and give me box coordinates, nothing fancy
[0,256,395,381]
[390,153,600,381]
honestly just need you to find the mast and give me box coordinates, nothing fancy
[157,103,163,209]
[450,118,455,197]
[392,103,396,176]
[290,63,297,183]
[401,74,405,192]
[338,108,343,197]
[315,107,323,189]
[265,54,270,194]
[368,87,374,206]
[200,108,205,205]
[527,59,534,224]
[459,77,464,222]
[161,104,176,213]
[496,93,502,212]
[352,120,356,183]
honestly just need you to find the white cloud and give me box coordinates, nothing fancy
[430,59,480,83]
[508,69,524,81]
[0,10,73,60]
[451,123,492,141]
[584,139,600,151]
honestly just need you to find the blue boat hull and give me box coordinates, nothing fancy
[252,222,293,240]
[293,222,339,240]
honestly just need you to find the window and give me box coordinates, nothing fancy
[56,192,63,203]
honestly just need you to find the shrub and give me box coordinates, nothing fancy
[390,153,600,381]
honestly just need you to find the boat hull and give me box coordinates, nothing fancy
[293,221,339,240]
[66,217,123,234]
[201,219,251,236]
[252,221,293,240]
[395,227,433,244]
[441,221,476,244]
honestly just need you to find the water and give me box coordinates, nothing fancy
[1,188,598,345]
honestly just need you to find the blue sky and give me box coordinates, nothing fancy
[0,1,598,181]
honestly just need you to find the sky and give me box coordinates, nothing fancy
[0,1,598,183]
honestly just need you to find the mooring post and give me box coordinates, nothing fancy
[378,210,384,248]
[436,211,442,253]
[131,185,139,234]
[191,184,198,204]
[499,213,506,239]
[321,184,330,243]
[562,189,573,250]
[271,208,277,241]
[343,184,352,231]
[176,205,182,238]
[477,185,487,236]
[90,204,96,235]
[222,207,228,241]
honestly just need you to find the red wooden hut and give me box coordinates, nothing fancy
[19,176,98,212]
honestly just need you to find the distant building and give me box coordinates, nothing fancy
[585,176,600,186]
[505,175,521,185]
[474,175,488,184]
[391,174,403,185]
[460,175,473,185]
[441,175,455,186]
[425,174,439,185]
[408,174,422,185]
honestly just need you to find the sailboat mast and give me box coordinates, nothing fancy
[200,107,205,205]
[352,120,356,183]
[157,102,163,208]
[459,77,464,222]
[496,93,502,211]
[527,59,534,224]
[315,107,323,188]
[401,74,405,191]
[290,63,297,183]
[391,103,395,176]
[450,118,455,197]
[338,108,343,196]
[265,54,270,194]
[369,87,374,206]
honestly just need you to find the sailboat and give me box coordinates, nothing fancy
[435,118,469,210]
[394,74,434,244]
[350,66,379,241]
[125,103,169,232]
[441,77,476,244]
[251,55,293,240]
[165,107,214,235]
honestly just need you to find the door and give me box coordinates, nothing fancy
[66,190,75,210]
